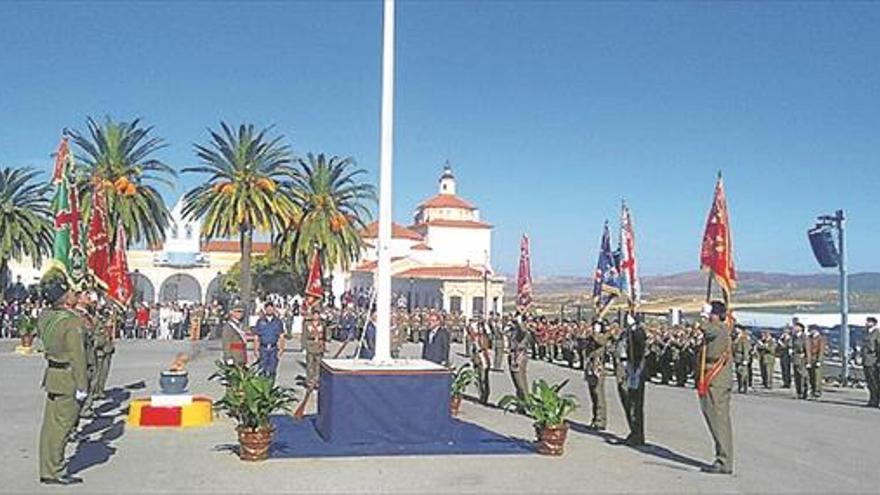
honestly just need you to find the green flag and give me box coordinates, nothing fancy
[49,138,81,277]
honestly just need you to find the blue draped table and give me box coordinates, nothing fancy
[315,359,454,445]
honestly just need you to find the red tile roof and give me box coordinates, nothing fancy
[411,243,432,250]
[418,194,476,210]
[360,221,424,241]
[353,256,406,272]
[411,219,492,230]
[397,266,486,280]
[203,240,271,254]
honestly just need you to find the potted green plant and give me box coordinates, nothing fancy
[210,360,297,461]
[499,379,578,456]
[450,364,475,416]
[18,315,37,348]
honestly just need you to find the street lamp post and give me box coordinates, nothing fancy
[810,210,849,385]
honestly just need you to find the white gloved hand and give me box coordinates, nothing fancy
[75,390,88,402]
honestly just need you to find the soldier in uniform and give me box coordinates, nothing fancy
[304,304,326,387]
[862,317,880,407]
[38,280,87,485]
[468,320,492,404]
[807,327,826,398]
[791,322,809,399]
[777,327,793,388]
[253,301,285,383]
[584,320,611,431]
[732,326,750,394]
[507,314,531,410]
[756,330,776,389]
[92,304,116,401]
[491,313,505,371]
[697,301,734,475]
[75,291,98,415]
[221,305,248,366]
[617,316,647,446]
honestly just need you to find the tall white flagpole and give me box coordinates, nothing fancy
[372,0,395,364]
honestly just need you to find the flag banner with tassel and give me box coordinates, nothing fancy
[700,173,737,301]
[516,234,533,312]
[108,224,133,306]
[618,201,641,306]
[50,137,82,277]
[593,221,621,312]
[86,179,112,289]
[304,248,324,310]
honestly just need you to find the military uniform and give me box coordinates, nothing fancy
[92,310,116,400]
[304,309,325,387]
[698,316,734,474]
[862,322,880,407]
[38,304,88,484]
[254,314,284,382]
[756,334,776,389]
[584,324,610,430]
[792,327,809,399]
[617,321,647,446]
[469,323,492,404]
[732,330,750,394]
[777,331,793,388]
[507,320,531,408]
[491,315,505,371]
[807,331,826,398]
[221,319,248,366]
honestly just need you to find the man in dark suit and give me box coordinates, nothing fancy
[421,311,450,366]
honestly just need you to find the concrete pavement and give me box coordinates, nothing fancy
[1,338,877,494]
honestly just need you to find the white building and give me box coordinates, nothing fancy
[347,165,504,318]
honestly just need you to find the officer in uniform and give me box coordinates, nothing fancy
[221,304,248,366]
[756,330,776,389]
[254,301,285,383]
[732,326,750,394]
[75,291,98,415]
[506,314,531,409]
[777,327,793,388]
[491,313,505,371]
[791,322,809,399]
[38,280,87,485]
[93,304,116,401]
[862,317,880,407]
[304,304,326,387]
[698,301,734,475]
[468,320,492,404]
[618,315,647,446]
[584,320,611,431]
[807,328,826,398]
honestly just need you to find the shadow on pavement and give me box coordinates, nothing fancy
[67,387,130,476]
[568,419,710,472]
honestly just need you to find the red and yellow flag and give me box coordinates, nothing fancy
[304,248,324,310]
[86,180,111,288]
[108,224,133,306]
[516,234,533,312]
[700,173,736,299]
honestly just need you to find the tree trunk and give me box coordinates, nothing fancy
[240,225,253,323]
[0,259,7,302]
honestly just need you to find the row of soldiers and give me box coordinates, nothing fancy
[36,279,119,485]
[732,323,826,398]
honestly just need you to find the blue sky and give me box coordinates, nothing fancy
[1,1,877,276]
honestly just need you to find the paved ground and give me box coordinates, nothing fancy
[1,338,877,494]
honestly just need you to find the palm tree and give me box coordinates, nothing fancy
[182,122,299,313]
[0,167,53,301]
[68,116,175,246]
[279,153,376,273]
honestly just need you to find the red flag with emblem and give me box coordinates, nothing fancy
[108,224,133,306]
[304,248,323,308]
[516,234,533,311]
[700,173,737,299]
[86,181,112,288]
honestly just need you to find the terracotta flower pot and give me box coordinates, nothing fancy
[238,426,273,461]
[536,423,568,456]
[450,394,462,416]
[20,335,34,348]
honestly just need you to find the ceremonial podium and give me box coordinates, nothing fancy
[315,359,454,445]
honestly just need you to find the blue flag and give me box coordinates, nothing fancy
[592,221,621,309]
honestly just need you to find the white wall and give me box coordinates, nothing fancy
[422,227,491,268]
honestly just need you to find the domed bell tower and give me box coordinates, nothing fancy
[439,162,456,196]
